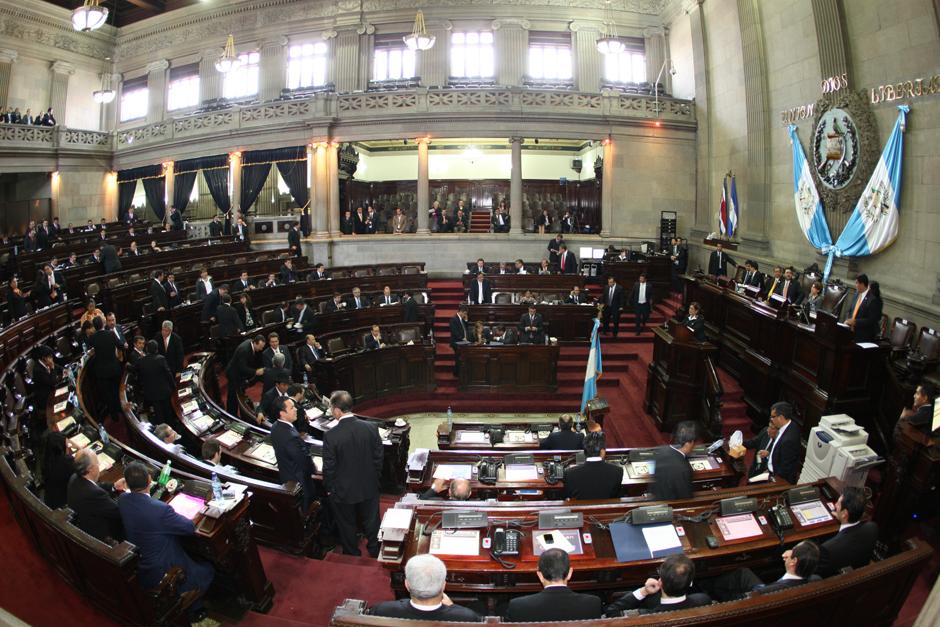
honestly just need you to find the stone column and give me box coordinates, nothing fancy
[356,25,374,92]
[510,137,523,234]
[418,22,450,87]
[811,0,849,84]
[164,161,175,212]
[314,143,328,235]
[644,27,668,94]
[571,24,602,93]
[306,143,315,231]
[145,59,169,124]
[333,29,361,93]
[259,36,287,101]
[104,171,118,221]
[199,48,222,104]
[327,143,340,235]
[416,137,430,233]
[689,1,712,236]
[493,20,528,87]
[601,139,614,237]
[49,61,75,121]
[230,152,242,220]
[99,72,120,132]
[0,49,17,110]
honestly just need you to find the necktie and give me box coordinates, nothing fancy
[783,281,790,300]
[852,293,865,320]
[745,272,751,284]
[640,284,646,304]
[609,286,614,303]
[356,298,360,308]
[767,278,778,301]
[386,296,391,305]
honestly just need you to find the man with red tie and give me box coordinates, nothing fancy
[558,244,578,275]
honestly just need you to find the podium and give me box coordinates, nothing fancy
[645,319,719,434]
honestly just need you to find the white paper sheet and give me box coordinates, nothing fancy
[642,524,683,556]
[380,508,414,531]
[505,464,539,481]
[429,529,480,556]
[715,513,763,541]
[55,386,68,397]
[456,431,488,443]
[791,500,832,526]
[432,464,473,480]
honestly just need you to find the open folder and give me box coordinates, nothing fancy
[610,522,683,562]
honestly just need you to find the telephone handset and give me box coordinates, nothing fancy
[492,527,521,556]
[544,460,565,485]
[770,505,793,531]
[478,460,499,484]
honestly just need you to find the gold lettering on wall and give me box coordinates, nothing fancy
[871,75,940,104]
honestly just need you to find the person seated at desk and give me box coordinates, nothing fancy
[740,259,763,289]
[80,298,105,325]
[518,305,545,344]
[469,272,492,304]
[420,477,472,501]
[280,258,298,283]
[118,462,215,622]
[299,334,326,376]
[763,266,784,301]
[471,320,491,345]
[293,297,316,333]
[846,274,883,343]
[325,292,347,313]
[540,414,585,450]
[365,325,387,350]
[517,290,537,306]
[259,273,279,289]
[257,375,291,426]
[378,285,399,306]
[563,431,622,500]
[371,554,481,622]
[738,423,777,479]
[202,438,238,474]
[769,266,802,304]
[41,432,75,509]
[605,554,711,616]
[506,549,602,622]
[651,420,698,500]
[68,448,126,543]
[263,332,293,372]
[803,281,824,316]
[766,401,801,484]
[683,301,706,341]
[153,423,183,450]
[310,262,329,280]
[538,258,552,275]
[707,242,736,277]
[566,285,588,304]
[704,541,820,601]
[470,258,487,276]
[263,353,291,394]
[347,286,370,310]
[898,383,939,436]
[818,486,878,577]
[614,249,629,262]
[235,292,258,329]
[234,271,254,293]
[514,259,527,274]
[497,261,511,275]
[491,325,517,345]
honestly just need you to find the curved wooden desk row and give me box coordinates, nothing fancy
[144,271,431,347]
[461,274,584,292]
[437,419,591,450]
[61,237,243,300]
[407,446,738,500]
[332,539,931,626]
[187,352,412,493]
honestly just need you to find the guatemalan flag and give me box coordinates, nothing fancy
[580,317,603,413]
[831,105,909,263]
[727,175,739,238]
[788,124,833,255]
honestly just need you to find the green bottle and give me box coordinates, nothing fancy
[158,460,171,486]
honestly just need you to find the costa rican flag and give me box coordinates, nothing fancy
[580,318,603,413]
[718,178,728,237]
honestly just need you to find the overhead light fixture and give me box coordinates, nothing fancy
[215,34,241,74]
[93,72,115,104]
[403,10,435,51]
[596,0,626,56]
[71,0,109,32]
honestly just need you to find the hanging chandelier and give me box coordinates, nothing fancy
[71,0,109,32]
[93,70,115,104]
[215,34,242,73]
[403,10,435,51]
[596,0,626,56]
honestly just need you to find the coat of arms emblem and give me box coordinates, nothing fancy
[813,108,860,190]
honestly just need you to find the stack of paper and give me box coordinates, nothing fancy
[181,400,199,414]
[246,443,277,465]
[215,429,243,448]
[55,386,68,397]
[433,464,473,480]
[456,431,488,444]
[505,464,539,481]
[55,416,76,431]
[68,433,91,450]
[715,513,764,541]
[53,401,68,413]
[305,406,324,421]
[379,508,414,542]
[190,415,215,434]
[429,529,480,556]
[97,452,115,472]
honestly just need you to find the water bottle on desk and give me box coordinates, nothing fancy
[447,406,453,430]
[98,425,109,445]
[211,472,223,501]
[158,460,171,486]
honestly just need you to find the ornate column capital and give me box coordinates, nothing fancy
[355,22,375,35]
[51,61,75,75]
[510,136,524,145]
[643,26,667,39]
[492,18,531,31]
[569,21,602,33]
[146,59,170,74]
[0,49,18,64]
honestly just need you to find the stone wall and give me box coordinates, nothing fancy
[53,169,116,226]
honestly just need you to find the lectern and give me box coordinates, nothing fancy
[645,319,719,434]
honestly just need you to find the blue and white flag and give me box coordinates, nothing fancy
[727,175,739,238]
[580,317,603,413]
[788,124,833,254]
[832,105,909,264]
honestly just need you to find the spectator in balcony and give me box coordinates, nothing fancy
[208,214,224,237]
[454,208,468,233]
[430,200,443,232]
[40,107,56,126]
[492,203,510,233]
[340,209,354,235]
[353,206,368,234]
[560,209,575,233]
[438,211,453,233]
[0,107,8,123]
[365,207,378,234]
[9,107,21,123]
[235,217,250,245]
[391,207,408,234]
[20,108,34,125]
[537,208,552,235]
[168,206,184,231]
[287,221,301,257]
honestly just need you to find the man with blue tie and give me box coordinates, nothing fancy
[299,334,325,380]
[347,286,370,310]
[117,462,214,621]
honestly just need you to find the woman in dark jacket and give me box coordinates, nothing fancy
[235,292,257,329]
[7,277,30,320]
[42,431,75,509]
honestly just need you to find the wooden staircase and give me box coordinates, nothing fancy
[469,210,491,233]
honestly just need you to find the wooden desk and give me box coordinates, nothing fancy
[461,274,584,294]
[454,344,560,393]
[437,420,575,450]
[381,480,839,611]
[0,302,72,372]
[603,254,672,295]
[467,304,599,343]
[406,447,739,499]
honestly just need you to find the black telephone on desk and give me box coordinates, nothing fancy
[770,505,793,531]
[478,460,499,484]
[492,527,521,556]
[544,458,565,485]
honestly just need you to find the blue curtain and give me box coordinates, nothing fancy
[142,176,167,222]
[117,164,161,222]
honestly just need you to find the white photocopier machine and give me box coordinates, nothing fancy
[798,414,882,486]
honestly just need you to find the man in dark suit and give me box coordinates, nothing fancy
[353,207,368,234]
[234,217,250,245]
[201,284,227,322]
[703,541,820,601]
[157,320,184,374]
[449,305,470,356]
[419,478,472,501]
[899,383,939,436]
[558,244,578,274]
[279,259,298,283]
[325,292,347,313]
[287,222,302,257]
[740,259,764,289]
[214,293,244,337]
[364,325,386,350]
[770,266,803,304]
[669,238,688,292]
[167,206,184,231]
[67,449,125,543]
[33,264,62,307]
[507,549,602,621]
[683,301,706,341]
[136,340,177,427]
[149,270,170,311]
[225,336,265,416]
[563,432,622,500]
[293,298,316,333]
[310,263,329,280]
[707,242,736,277]
[378,285,399,307]
[492,206,510,232]
[89,316,123,421]
[208,214,224,237]
[846,274,883,342]
[30,347,59,443]
[602,276,624,336]
[401,292,418,322]
[767,401,801,484]
[270,396,317,510]
[817,487,878,577]
[630,273,654,335]
[105,312,128,350]
[346,287,370,310]
[262,332,294,372]
[470,258,487,276]
[195,269,213,301]
[298,334,325,380]
[323,390,384,557]
[540,414,585,450]
[371,555,481,622]
[234,271,253,293]
[651,420,698,501]
[741,423,777,479]
[763,266,784,300]
[565,285,588,304]
[468,273,492,304]
[340,210,355,235]
[100,243,122,274]
[606,554,711,616]
[256,376,290,426]
[518,305,544,344]
[118,462,214,620]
